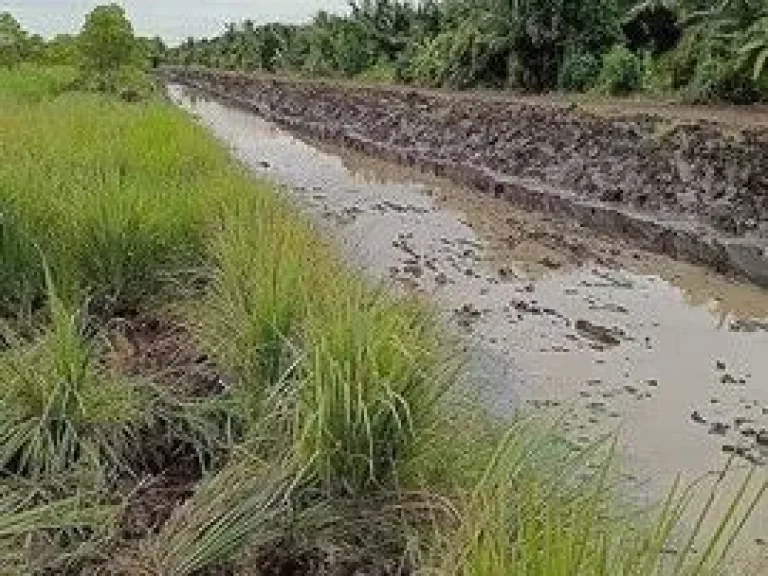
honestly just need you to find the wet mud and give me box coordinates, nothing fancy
[168,84,768,561]
[169,69,768,288]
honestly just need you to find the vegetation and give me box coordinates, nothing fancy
[0,5,765,575]
[164,0,768,103]
[1,4,158,99]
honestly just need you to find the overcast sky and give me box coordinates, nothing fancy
[4,0,350,45]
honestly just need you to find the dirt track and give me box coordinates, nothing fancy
[169,68,768,287]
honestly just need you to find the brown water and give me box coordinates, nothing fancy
[170,84,768,562]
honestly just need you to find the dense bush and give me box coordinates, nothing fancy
[559,52,602,91]
[598,45,644,94]
[159,0,767,103]
[5,1,768,102]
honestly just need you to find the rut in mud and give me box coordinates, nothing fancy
[170,69,768,287]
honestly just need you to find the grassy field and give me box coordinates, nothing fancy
[0,65,764,575]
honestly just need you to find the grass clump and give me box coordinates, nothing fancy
[423,416,767,576]
[201,189,452,495]
[140,457,316,576]
[0,483,115,574]
[200,192,321,392]
[298,284,449,495]
[0,286,145,479]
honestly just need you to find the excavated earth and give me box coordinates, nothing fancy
[169,69,768,287]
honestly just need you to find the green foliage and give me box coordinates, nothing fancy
[79,64,156,100]
[0,12,28,67]
[598,44,645,94]
[510,0,622,90]
[685,56,762,104]
[559,52,602,91]
[738,15,768,82]
[159,0,768,101]
[78,4,138,73]
[664,0,767,102]
[76,4,155,98]
[39,35,80,66]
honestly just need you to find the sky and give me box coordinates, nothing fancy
[3,0,350,45]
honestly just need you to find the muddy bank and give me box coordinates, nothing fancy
[168,68,768,287]
[168,84,768,556]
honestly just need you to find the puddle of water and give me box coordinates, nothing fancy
[170,85,768,556]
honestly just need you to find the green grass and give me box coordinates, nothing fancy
[0,282,146,479]
[0,88,235,316]
[202,191,452,494]
[0,64,78,104]
[0,486,114,575]
[0,65,764,575]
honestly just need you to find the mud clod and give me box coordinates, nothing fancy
[575,319,624,347]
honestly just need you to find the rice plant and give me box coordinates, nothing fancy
[0,89,235,316]
[201,187,453,494]
[199,192,320,396]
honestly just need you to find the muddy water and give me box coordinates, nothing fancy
[170,85,768,557]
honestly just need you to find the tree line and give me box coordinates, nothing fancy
[166,0,767,103]
[0,5,162,98]
[2,1,766,103]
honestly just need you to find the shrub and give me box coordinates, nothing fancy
[685,56,763,104]
[79,64,156,101]
[597,45,644,94]
[559,52,601,92]
[0,12,29,67]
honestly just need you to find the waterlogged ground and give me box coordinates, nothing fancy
[170,85,768,558]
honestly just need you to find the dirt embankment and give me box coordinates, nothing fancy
[169,69,768,287]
